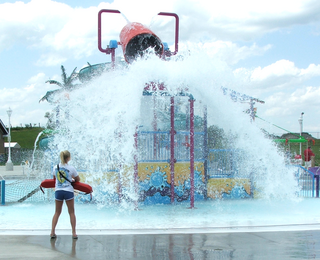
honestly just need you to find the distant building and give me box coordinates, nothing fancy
[4,142,21,151]
[0,119,9,154]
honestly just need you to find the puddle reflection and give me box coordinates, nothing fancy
[31,230,320,259]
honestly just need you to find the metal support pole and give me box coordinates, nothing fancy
[157,12,179,55]
[299,112,304,156]
[118,166,122,203]
[153,95,158,159]
[170,97,175,204]
[316,175,319,198]
[98,9,121,53]
[6,107,13,171]
[189,98,195,208]
[8,115,11,162]
[111,48,116,69]
[1,180,5,205]
[203,106,208,200]
[134,128,139,209]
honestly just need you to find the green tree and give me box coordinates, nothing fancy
[39,65,79,103]
[208,125,231,149]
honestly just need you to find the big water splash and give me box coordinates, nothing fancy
[42,46,298,207]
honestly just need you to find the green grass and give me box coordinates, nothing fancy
[5,127,320,166]
[283,140,320,166]
[5,127,45,149]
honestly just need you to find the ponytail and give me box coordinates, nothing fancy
[60,150,71,165]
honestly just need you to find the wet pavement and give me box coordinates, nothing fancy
[1,230,320,259]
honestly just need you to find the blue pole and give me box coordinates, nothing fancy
[1,180,5,205]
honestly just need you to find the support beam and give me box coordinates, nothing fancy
[189,98,195,208]
[170,97,175,204]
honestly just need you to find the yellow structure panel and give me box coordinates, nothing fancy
[207,178,251,199]
[138,162,204,186]
[138,162,170,182]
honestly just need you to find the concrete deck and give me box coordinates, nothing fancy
[1,230,320,259]
[0,165,29,179]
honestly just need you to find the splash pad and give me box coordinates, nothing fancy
[33,9,300,207]
[2,9,319,235]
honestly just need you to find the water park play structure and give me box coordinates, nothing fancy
[52,9,252,206]
[1,9,319,207]
[3,11,320,260]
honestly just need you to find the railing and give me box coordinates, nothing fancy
[207,149,239,178]
[137,131,205,162]
[137,132,240,179]
[175,131,204,162]
[138,131,170,162]
[294,165,315,197]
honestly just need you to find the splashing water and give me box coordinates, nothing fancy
[30,131,44,170]
[39,45,299,208]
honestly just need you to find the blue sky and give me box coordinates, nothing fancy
[0,0,320,136]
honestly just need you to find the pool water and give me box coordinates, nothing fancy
[2,198,320,234]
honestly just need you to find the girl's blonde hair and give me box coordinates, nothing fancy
[60,150,71,164]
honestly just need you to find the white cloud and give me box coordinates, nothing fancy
[196,41,272,65]
[170,0,320,41]
[234,60,320,95]
[231,59,320,133]
[254,85,320,134]
[0,72,53,126]
[2,0,320,67]
[251,60,300,81]
[35,53,67,67]
[1,0,320,133]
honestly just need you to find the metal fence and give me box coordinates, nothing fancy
[175,131,205,162]
[137,132,241,179]
[294,165,316,198]
[3,178,48,203]
[138,131,170,162]
[207,149,239,178]
[137,131,205,162]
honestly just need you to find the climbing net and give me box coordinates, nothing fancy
[4,179,52,203]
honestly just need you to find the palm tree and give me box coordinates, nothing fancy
[39,65,79,103]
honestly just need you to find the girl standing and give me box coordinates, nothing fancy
[50,150,80,239]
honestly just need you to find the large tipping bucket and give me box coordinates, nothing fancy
[120,22,164,63]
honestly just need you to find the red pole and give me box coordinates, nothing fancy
[170,97,175,204]
[134,128,139,209]
[157,12,179,55]
[98,9,121,53]
[189,98,195,208]
[153,95,158,159]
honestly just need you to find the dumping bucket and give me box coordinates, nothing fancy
[120,22,164,63]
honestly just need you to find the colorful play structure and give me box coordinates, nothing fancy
[33,9,317,207]
[0,9,318,207]
[40,9,254,207]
